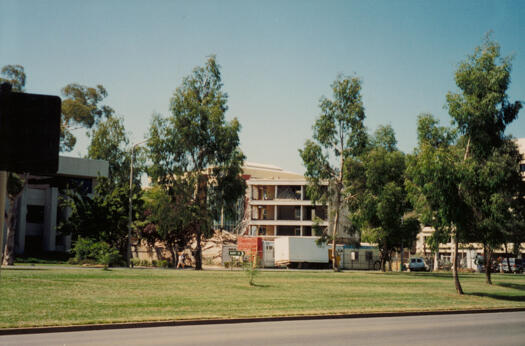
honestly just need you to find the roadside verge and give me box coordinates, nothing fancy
[2,307,525,336]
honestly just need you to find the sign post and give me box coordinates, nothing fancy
[0,83,61,264]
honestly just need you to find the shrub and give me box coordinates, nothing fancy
[243,254,260,286]
[158,260,169,268]
[70,238,122,267]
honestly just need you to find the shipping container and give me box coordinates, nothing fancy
[274,236,329,268]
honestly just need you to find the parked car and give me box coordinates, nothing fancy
[500,258,523,274]
[408,257,429,272]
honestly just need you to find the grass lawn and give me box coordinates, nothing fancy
[0,267,524,328]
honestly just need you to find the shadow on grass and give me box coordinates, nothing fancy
[250,283,271,288]
[498,283,525,292]
[1,267,48,271]
[468,292,525,302]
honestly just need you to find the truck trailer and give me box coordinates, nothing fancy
[274,237,329,268]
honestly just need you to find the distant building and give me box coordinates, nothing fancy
[237,162,356,243]
[6,156,108,256]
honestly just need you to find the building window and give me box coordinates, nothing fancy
[26,205,45,224]
[294,207,301,220]
[303,226,312,236]
[520,164,525,172]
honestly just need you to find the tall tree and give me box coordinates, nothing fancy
[87,116,132,185]
[446,34,522,285]
[300,75,367,271]
[61,116,143,259]
[0,65,25,92]
[349,126,419,271]
[460,138,525,284]
[140,186,193,265]
[60,84,114,152]
[148,56,246,270]
[406,114,471,294]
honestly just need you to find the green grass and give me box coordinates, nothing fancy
[0,268,524,328]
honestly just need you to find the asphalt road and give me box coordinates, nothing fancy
[1,311,524,346]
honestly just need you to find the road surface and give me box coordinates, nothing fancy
[1,311,524,346]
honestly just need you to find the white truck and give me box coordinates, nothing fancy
[274,237,329,268]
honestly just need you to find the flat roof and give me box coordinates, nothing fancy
[57,156,109,178]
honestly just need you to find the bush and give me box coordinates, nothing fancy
[158,260,169,268]
[70,238,122,267]
[243,254,260,286]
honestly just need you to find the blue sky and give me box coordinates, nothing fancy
[1,0,524,173]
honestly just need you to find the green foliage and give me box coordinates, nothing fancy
[299,76,367,269]
[88,116,137,186]
[406,115,469,237]
[446,34,522,159]
[70,237,122,267]
[139,186,192,263]
[0,65,25,92]
[60,83,114,152]
[370,125,397,152]
[445,34,523,279]
[243,254,260,286]
[349,127,418,269]
[147,56,246,270]
[60,178,143,258]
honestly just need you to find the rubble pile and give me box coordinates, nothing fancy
[193,229,237,266]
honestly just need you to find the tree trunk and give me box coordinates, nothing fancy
[193,173,208,271]
[2,196,18,266]
[399,244,404,272]
[433,250,439,272]
[451,233,464,294]
[380,248,387,272]
[484,245,492,285]
[168,244,176,267]
[331,181,341,272]
[504,243,511,273]
[332,206,339,272]
[194,230,202,270]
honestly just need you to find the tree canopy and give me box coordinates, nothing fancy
[300,75,367,270]
[148,56,246,270]
[349,126,419,271]
[60,84,114,152]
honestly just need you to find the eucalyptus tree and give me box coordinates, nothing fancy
[406,114,471,294]
[0,65,25,91]
[300,75,367,271]
[446,34,522,285]
[61,116,144,258]
[349,126,419,271]
[148,56,246,270]
[87,116,132,186]
[140,186,194,266]
[60,84,114,152]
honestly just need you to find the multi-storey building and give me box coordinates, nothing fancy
[242,162,328,238]
[240,162,356,243]
[6,156,108,256]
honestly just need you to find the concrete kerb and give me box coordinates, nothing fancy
[2,307,525,336]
